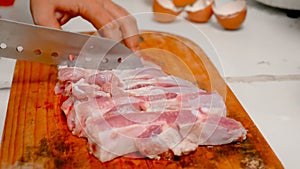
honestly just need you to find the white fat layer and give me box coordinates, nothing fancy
[191,109,199,116]
[73,85,85,95]
[146,155,161,159]
[172,139,198,156]
[213,0,246,16]
[185,0,213,12]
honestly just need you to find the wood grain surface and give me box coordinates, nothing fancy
[0,31,283,169]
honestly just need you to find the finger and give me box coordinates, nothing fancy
[98,22,123,42]
[115,16,140,52]
[103,1,140,51]
[111,13,140,51]
[55,11,64,21]
[33,0,79,28]
[76,0,123,42]
[55,11,72,25]
[30,0,62,29]
[32,10,62,29]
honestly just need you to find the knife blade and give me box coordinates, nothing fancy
[0,19,143,70]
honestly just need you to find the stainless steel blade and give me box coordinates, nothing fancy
[0,19,143,70]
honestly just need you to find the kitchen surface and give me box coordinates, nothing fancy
[0,0,299,168]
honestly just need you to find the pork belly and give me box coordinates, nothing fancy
[55,65,247,162]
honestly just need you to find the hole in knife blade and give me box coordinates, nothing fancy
[68,54,76,61]
[0,43,7,49]
[117,57,122,63]
[34,49,42,56]
[51,52,59,57]
[16,46,24,53]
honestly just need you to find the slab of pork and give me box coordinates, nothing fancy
[55,66,247,162]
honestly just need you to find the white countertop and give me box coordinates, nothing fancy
[1,0,300,168]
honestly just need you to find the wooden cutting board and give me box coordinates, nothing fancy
[0,31,283,169]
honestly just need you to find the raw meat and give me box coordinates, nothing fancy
[55,65,247,162]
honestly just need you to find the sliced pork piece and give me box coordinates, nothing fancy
[113,67,167,80]
[83,109,245,162]
[57,67,90,82]
[55,66,247,162]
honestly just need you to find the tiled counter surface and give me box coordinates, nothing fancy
[1,0,300,168]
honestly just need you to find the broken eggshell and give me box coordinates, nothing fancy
[153,0,183,23]
[172,0,197,7]
[185,0,214,23]
[213,0,247,30]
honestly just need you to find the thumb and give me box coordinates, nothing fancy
[30,0,62,29]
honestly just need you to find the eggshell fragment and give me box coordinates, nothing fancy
[213,0,247,30]
[172,0,197,7]
[153,0,183,23]
[185,0,214,23]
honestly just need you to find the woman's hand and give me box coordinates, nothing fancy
[30,0,139,51]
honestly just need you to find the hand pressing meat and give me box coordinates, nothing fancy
[55,65,247,162]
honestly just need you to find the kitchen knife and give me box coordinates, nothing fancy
[0,19,143,70]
